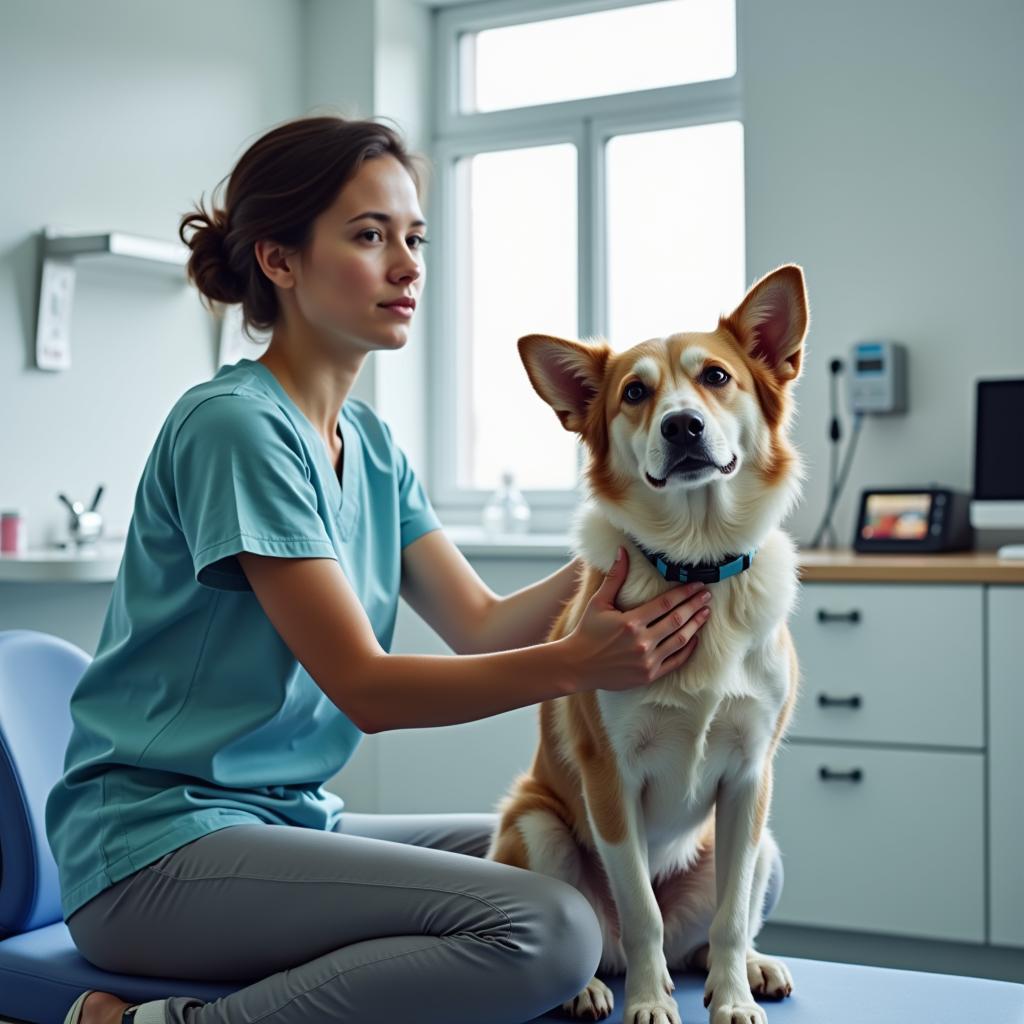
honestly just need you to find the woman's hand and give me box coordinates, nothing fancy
[561,547,711,694]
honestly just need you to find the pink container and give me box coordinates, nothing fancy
[1,511,26,554]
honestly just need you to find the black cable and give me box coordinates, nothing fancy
[811,409,865,549]
[825,360,842,546]
[809,359,845,549]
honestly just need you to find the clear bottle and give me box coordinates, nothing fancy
[481,469,531,537]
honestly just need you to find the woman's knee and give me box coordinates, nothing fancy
[509,874,603,1002]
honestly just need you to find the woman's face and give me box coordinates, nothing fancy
[289,153,427,353]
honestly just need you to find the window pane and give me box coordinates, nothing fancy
[606,121,744,345]
[466,0,735,113]
[457,144,578,492]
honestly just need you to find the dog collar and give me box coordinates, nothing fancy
[631,542,757,584]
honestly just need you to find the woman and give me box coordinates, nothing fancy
[50,115,718,1024]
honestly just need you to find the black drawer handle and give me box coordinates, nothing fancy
[817,609,861,624]
[818,693,863,709]
[819,767,863,783]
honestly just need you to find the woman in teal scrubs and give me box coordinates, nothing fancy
[49,115,727,1024]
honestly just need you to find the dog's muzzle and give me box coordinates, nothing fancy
[646,409,737,487]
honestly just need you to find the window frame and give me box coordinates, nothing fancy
[428,0,745,528]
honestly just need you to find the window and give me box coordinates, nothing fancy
[606,122,745,344]
[465,0,736,113]
[459,144,579,491]
[430,0,743,528]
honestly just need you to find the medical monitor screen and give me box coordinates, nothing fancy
[860,493,932,541]
[974,379,1024,500]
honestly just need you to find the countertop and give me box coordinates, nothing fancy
[0,543,126,583]
[2,535,1023,584]
[797,549,1024,584]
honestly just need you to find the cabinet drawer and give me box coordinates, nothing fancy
[789,584,983,747]
[769,741,984,943]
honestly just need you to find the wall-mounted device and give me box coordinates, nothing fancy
[970,377,1024,558]
[809,343,910,549]
[854,486,973,553]
[847,341,908,414]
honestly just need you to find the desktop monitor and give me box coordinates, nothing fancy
[971,378,1024,529]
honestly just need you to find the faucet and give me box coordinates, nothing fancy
[57,486,105,549]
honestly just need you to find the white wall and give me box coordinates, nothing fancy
[0,0,308,550]
[740,0,1024,546]
[4,0,1021,553]
[0,0,432,550]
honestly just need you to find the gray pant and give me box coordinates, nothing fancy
[67,813,782,1023]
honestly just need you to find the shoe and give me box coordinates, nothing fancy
[63,991,167,1024]
[121,1000,168,1023]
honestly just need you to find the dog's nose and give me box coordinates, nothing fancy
[661,409,705,447]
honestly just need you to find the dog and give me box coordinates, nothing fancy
[486,265,809,1024]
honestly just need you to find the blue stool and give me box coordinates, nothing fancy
[3,628,1023,1024]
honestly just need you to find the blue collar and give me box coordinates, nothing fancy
[631,541,757,584]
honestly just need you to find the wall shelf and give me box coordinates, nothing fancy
[43,229,189,267]
[35,226,189,371]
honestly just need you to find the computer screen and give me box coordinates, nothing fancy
[974,378,1024,500]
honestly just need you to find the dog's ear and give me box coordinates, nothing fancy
[722,264,809,382]
[518,334,611,433]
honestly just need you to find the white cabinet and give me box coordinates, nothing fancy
[789,584,984,748]
[771,742,985,942]
[773,580,1004,945]
[988,586,1024,948]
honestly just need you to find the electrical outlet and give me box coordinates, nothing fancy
[35,258,76,371]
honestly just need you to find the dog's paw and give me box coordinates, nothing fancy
[703,970,765,1023]
[746,952,793,1000]
[562,976,614,1020]
[623,993,681,1024]
[708,1001,768,1024]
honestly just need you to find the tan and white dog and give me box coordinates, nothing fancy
[486,265,810,1024]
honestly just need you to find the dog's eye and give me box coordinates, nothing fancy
[623,381,648,404]
[702,366,731,387]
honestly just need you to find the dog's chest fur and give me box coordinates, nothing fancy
[593,690,773,842]
[568,502,800,828]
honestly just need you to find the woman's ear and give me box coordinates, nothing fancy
[254,239,298,290]
[517,334,611,433]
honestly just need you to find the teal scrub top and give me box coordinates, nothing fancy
[45,357,441,922]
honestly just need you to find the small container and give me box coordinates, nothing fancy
[481,470,531,537]
[1,510,27,554]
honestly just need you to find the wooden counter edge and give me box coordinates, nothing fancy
[797,549,1024,584]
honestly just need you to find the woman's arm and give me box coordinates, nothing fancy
[239,551,580,733]
[399,529,584,654]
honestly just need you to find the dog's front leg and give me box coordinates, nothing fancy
[703,769,769,1024]
[589,792,679,1024]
